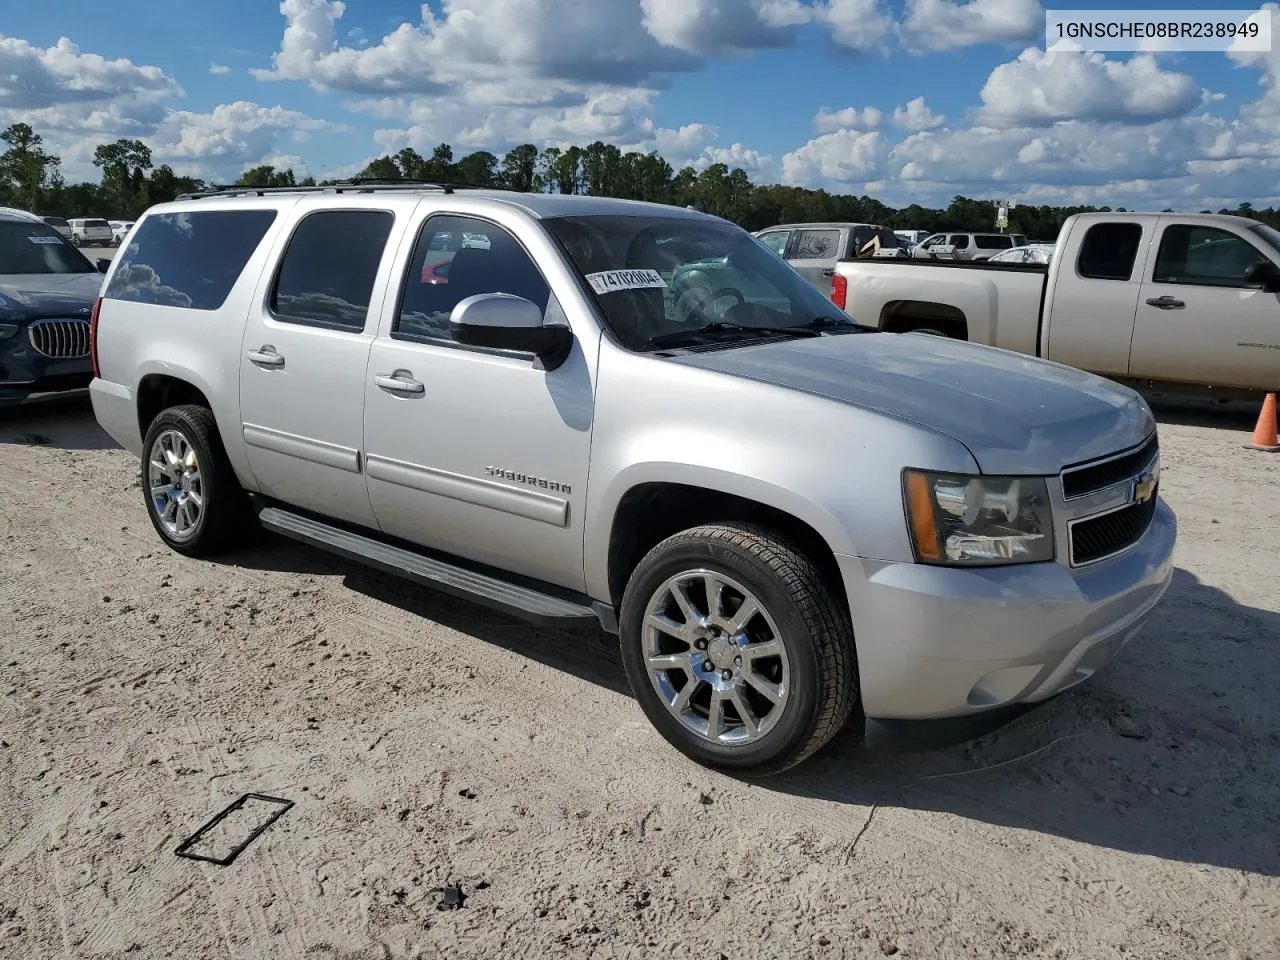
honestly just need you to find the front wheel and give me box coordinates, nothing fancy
[618,522,860,776]
[140,404,253,557]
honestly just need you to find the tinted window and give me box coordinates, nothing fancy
[86,219,111,229]
[851,226,900,255]
[975,235,1013,249]
[792,228,840,259]
[1077,222,1142,281]
[950,235,970,249]
[106,210,277,310]
[544,214,859,351]
[42,217,68,228]
[395,215,551,344]
[271,210,393,331]
[757,231,789,255]
[0,220,95,275]
[1153,225,1267,287]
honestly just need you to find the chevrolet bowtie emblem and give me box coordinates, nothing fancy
[1132,460,1159,504]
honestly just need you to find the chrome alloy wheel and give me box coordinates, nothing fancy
[147,428,203,541]
[642,569,791,745]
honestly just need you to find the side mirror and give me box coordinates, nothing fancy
[1244,260,1280,292]
[95,258,111,274]
[449,293,572,368]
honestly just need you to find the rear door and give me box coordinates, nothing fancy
[1129,219,1280,391]
[1042,217,1156,375]
[786,226,843,296]
[238,199,402,528]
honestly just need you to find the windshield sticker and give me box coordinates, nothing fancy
[585,269,667,295]
[27,235,64,244]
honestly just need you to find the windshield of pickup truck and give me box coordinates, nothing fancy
[0,220,95,275]
[544,215,861,351]
[1249,222,1280,254]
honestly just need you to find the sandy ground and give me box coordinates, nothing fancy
[1,396,1278,960]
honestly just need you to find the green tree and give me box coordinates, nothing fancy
[0,123,61,212]
[93,138,153,216]
[456,150,499,187]
[424,143,456,182]
[235,165,296,187]
[501,144,538,192]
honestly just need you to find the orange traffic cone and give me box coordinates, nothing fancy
[1248,392,1279,451]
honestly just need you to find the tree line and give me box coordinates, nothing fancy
[0,121,1274,240]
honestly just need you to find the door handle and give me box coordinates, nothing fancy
[375,371,425,395]
[1145,296,1185,310]
[246,346,285,366]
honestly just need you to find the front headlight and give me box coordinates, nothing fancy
[903,469,1054,565]
[0,323,19,340]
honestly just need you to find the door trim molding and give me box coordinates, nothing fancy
[365,453,570,527]
[242,422,362,473]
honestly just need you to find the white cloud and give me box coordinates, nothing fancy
[975,48,1202,126]
[639,0,805,55]
[893,97,944,130]
[814,105,882,132]
[899,0,1043,54]
[818,0,895,52]
[209,63,231,76]
[781,129,887,186]
[0,34,180,109]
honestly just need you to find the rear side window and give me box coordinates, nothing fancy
[792,228,840,259]
[270,210,394,332]
[1077,222,1143,281]
[975,235,1013,249]
[105,210,277,310]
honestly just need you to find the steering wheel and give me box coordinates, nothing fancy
[676,285,746,324]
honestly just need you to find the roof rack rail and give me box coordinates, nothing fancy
[174,178,475,201]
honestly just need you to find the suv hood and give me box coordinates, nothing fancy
[669,332,1154,475]
[0,273,102,321]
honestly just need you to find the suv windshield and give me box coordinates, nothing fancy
[543,215,861,351]
[0,220,94,275]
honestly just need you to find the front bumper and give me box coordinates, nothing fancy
[1,338,93,407]
[839,497,1176,720]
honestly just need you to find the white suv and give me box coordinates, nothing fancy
[68,218,115,247]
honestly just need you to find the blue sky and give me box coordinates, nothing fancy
[2,0,1279,210]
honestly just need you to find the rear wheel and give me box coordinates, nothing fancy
[619,522,859,776]
[141,404,253,557]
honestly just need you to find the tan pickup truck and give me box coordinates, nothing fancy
[831,212,1280,399]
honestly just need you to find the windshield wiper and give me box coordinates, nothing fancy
[799,315,878,333]
[645,321,821,349]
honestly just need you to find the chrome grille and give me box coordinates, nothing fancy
[27,318,91,359]
[1063,438,1161,567]
[1061,433,1158,499]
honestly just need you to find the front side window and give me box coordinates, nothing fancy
[543,214,861,351]
[950,235,970,249]
[0,220,95,275]
[106,209,278,310]
[1153,224,1268,287]
[271,210,394,331]
[395,215,552,345]
[756,231,790,255]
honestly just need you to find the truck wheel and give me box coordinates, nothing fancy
[141,404,252,558]
[618,522,859,776]
[905,325,949,337]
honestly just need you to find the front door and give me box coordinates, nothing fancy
[362,211,595,592]
[1129,219,1280,391]
[786,226,843,297]
[239,202,400,528]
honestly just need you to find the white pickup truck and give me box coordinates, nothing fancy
[833,212,1280,399]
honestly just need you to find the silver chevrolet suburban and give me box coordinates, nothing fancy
[88,183,1176,775]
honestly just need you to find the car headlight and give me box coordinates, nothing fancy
[0,323,19,340]
[903,469,1054,565]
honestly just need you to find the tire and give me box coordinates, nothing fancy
[618,522,859,776]
[140,404,253,557]
[904,325,949,337]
